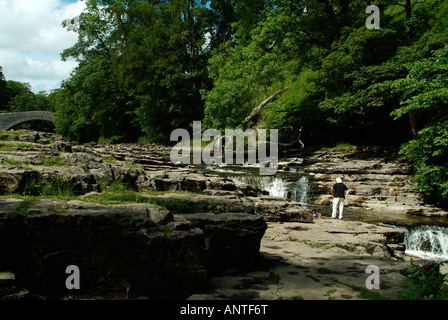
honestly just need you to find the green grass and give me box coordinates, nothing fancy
[40,179,76,198]
[15,199,35,216]
[42,157,66,166]
[1,158,20,166]
[86,181,227,213]
[0,130,32,135]
[0,143,35,151]
[0,156,65,167]
[103,156,120,165]
[88,190,227,214]
[325,289,338,300]
[2,180,228,214]
[345,284,389,300]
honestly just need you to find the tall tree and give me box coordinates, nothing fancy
[203,2,305,130]
[383,43,448,207]
[207,0,236,50]
[55,0,211,143]
[0,67,9,110]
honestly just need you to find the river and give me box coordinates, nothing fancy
[200,163,448,262]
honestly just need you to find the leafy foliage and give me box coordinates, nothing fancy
[398,260,448,300]
[373,41,448,207]
[0,67,53,131]
[53,0,212,143]
[47,0,448,206]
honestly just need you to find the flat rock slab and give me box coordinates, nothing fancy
[188,219,412,300]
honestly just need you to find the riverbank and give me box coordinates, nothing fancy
[0,130,447,300]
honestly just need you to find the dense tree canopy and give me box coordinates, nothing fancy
[54,0,213,143]
[0,67,52,114]
[45,0,448,207]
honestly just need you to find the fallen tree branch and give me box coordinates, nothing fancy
[279,126,305,150]
[238,88,290,128]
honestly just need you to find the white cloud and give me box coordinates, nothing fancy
[0,0,86,93]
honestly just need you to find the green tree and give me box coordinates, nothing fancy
[0,68,52,122]
[53,58,139,143]
[119,0,211,142]
[203,0,381,141]
[56,0,211,143]
[311,0,448,144]
[377,43,448,207]
[0,67,9,110]
[203,1,309,130]
[55,0,139,142]
[315,27,412,144]
[5,81,52,113]
[207,0,236,50]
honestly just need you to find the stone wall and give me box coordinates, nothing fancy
[0,111,54,130]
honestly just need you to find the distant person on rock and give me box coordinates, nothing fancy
[312,209,322,218]
[331,177,350,219]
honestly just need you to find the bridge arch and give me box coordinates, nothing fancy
[0,111,55,131]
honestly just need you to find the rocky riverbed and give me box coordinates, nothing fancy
[0,130,446,300]
[188,219,411,300]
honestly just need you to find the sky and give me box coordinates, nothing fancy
[0,0,86,93]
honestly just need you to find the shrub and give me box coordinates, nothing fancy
[397,260,448,300]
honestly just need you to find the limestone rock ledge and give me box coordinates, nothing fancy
[0,131,313,223]
[0,198,267,298]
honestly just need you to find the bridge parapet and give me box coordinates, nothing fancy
[0,111,54,130]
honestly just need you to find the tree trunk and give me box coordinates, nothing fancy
[405,0,413,44]
[409,109,419,138]
[317,0,340,41]
[239,88,289,128]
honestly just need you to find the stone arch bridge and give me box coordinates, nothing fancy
[0,111,54,130]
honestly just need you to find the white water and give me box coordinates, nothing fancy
[230,174,311,207]
[203,163,448,261]
[203,163,312,207]
[404,226,448,261]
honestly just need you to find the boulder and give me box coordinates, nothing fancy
[181,212,268,270]
[250,195,313,223]
[140,192,313,223]
[0,199,207,296]
[0,198,268,297]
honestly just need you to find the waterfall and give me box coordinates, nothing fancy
[268,177,288,198]
[404,226,448,261]
[230,174,311,207]
[201,163,312,206]
[284,176,311,205]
